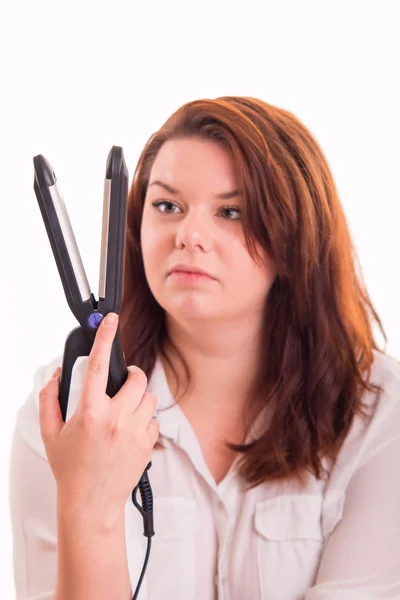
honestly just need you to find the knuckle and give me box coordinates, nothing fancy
[79,407,99,429]
[88,355,102,375]
[109,417,123,439]
[38,387,47,403]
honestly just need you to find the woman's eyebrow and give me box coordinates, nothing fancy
[148,180,242,200]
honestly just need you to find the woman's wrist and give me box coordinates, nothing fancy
[55,494,131,600]
[56,488,126,536]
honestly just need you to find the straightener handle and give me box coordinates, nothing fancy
[59,327,93,422]
[59,321,127,422]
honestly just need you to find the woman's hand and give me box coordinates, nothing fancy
[38,312,160,520]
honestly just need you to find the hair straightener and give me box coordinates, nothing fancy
[33,146,154,599]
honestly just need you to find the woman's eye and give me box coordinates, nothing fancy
[151,201,180,214]
[151,201,241,220]
[220,207,241,220]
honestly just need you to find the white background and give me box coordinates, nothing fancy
[1,1,399,596]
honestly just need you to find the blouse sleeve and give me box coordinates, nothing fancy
[9,357,63,599]
[305,389,400,599]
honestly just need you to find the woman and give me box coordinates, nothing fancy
[9,96,400,599]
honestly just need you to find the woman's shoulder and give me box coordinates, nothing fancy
[369,348,400,431]
[353,348,400,440]
[371,347,400,379]
[369,349,400,414]
[337,349,400,475]
[322,349,400,491]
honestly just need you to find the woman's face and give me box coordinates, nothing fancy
[141,137,276,323]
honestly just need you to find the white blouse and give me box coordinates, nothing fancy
[9,349,400,599]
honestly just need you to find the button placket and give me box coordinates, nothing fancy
[218,499,236,600]
[214,497,228,599]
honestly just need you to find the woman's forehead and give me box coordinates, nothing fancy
[149,138,238,191]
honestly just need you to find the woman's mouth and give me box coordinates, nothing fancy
[168,270,216,283]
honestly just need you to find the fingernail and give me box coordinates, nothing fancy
[105,312,118,327]
[52,367,61,379]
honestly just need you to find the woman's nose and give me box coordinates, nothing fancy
[175,213,214,251]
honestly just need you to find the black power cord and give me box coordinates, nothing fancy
[132,538,152,600]
[131,462,154,599]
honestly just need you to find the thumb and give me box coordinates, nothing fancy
[39,367,63,443]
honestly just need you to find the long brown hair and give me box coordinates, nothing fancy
[119,96,386,491]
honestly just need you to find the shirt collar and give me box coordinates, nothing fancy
[147,355,180,442]
[147,354,267,446]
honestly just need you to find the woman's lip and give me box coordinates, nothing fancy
[169,270,216,281]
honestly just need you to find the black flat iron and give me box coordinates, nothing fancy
[33,147,153,599]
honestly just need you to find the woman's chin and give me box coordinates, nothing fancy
[167,296,217,321]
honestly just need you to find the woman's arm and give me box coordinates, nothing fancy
[9,360,134,600]
[55,496,131,600]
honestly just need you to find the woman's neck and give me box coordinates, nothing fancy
[161,313,266,411]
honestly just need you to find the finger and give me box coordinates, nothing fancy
[80,312,119,415]
[132,392,158,426]
[39,368,63,442]
[111,365,149,416]
[147,416,160,444]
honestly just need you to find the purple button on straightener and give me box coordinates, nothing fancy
[87,311,104,330]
